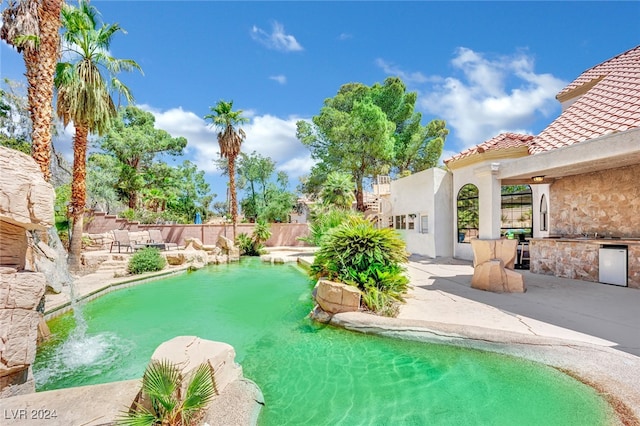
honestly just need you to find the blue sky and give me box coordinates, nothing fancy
[1,1,639,199]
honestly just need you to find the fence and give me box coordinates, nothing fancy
[84,211,311,247]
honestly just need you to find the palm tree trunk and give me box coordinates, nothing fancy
[29,0,61,182]
[68,125,88,271]
[128,191,138,209]
[228,155,238,240]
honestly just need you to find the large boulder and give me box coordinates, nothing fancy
[217,235,240,261]
[151,336,242,395]
[470,238,525,293]
[164,247,207,269]
[315,279,361,314]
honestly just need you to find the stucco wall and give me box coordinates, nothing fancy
[549,163,640,238]
[390,168,453,258]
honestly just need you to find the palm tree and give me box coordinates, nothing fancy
[321,171,356,209]
[55,0,141,270]
[204,100,248,239]
[1,0,63,182]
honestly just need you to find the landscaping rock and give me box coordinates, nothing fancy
[151,336,242,395]
[310,304,333,323]
[165,251,186,266]
[315,279,361,314]
[470,239,525,293]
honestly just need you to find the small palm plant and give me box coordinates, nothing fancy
[118,359,216,426]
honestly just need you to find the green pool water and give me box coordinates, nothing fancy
[35,258,614,425]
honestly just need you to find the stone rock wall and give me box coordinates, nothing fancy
[0,147,56,397]
[550,163,640,237]
[0,269,46,397]
[0,147,54,231]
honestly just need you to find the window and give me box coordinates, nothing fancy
[420,215,429,234]
[395,215,406,229]
[457,184,479,243]
[501,185,533,238]
[408,214,416,230]
[540,194,548,231]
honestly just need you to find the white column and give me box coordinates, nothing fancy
[475,162,502,239]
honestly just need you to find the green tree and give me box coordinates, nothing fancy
[1,0,62,181]
[298,77,448,206]
[236,153,296,223]
[204,100,248,238]
[55,0,142,270]
[86,153,121,213]
[298,94,395,211]
[164,161,214,223]
[394,118,448,175]
[98,106,187,208]
[237,151,275,221]
[0,79,31,154]
[320,171,355,209]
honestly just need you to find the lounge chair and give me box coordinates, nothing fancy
[148,229,179,251]
[110,229,145,253]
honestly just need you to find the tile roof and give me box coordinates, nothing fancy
[444,133,533,164]
[444,45,640,164]
[529,45,640,154]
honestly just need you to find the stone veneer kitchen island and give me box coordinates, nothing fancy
[530,237,640,289]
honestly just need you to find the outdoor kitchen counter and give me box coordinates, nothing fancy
[529,238,640,289]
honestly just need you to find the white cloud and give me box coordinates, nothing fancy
[269,74,287,85]
[243,114,313,179]
[251,22,303,52]
[139,105,313,182]
[418,47,567,151]
[338,33,352,41]
[375,58,433,84]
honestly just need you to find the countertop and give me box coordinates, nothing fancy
[531,236,640,245]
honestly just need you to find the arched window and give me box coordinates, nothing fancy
[540,194,548,232]
[457,184,479,243]
[501,185,533,238]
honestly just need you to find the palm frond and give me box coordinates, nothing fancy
[142,359,180,414]
[181,363,216,423]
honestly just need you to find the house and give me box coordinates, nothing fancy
[390,45,640,288]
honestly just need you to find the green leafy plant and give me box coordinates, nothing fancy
[236,220,271,256]
[118,359,216,426]
[310,217,409,316]
[298,205,362,246]
[128,248,166,275]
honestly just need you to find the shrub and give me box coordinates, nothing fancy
[117,359,215,426]
[310,217,409,316]
[128,248,166,275]
[236,221,271,256]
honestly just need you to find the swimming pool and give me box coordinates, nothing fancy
[34,258,614,424]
